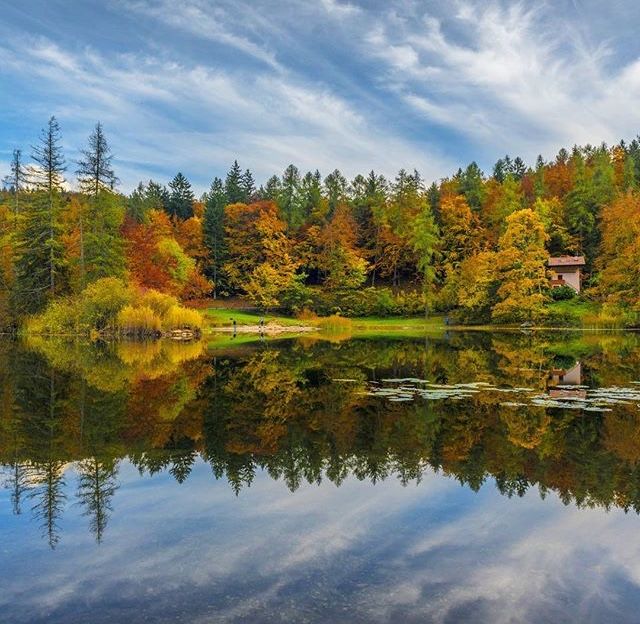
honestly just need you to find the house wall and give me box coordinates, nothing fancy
[551,269,581,292]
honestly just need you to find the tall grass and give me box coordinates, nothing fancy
[316,314,353,333]
[116,305,162,337]
[162,305,203,332]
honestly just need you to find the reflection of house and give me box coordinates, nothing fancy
[549,361,582,386]
[548,361,587,399]
[548,256,585,293]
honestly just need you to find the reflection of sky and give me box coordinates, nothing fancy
[2,460,640,623]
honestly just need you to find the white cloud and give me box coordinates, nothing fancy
[0,33,454,192]
[363,0,640,161]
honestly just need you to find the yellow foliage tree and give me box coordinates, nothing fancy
[492,209,549,323]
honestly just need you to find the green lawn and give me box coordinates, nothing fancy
[205,307,447,339]
[205,308,303,327]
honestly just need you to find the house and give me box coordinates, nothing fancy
[548,255,585,293]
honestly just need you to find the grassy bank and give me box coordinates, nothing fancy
[205,307,447,338]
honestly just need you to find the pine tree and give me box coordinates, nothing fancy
[167,172,194,219]
[3,149,29,221]
[83,192,126,284]
[324,169,348,216]
[203,177,228,298]
[76,122,117,196]
[279,164,302,227]
[300,170,322,220]
[241,169,256,202]
[458,162,486,210]
[225,160,245,204]
[28,115,66,299]
[263,175,282,202]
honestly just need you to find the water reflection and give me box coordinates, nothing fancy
[2,331,640,549]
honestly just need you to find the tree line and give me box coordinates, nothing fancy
[2,116,640,327]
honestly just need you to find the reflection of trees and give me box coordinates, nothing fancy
[30,460,67,549]
[4,332,640,545]
[76,458,119,543]
[3,462,30,515]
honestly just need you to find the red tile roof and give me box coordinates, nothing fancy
[548,255,585,267]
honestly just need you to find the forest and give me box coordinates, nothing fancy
[2,115,640,334]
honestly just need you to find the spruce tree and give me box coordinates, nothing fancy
[280,164,302,227]
[241,168,256,202]
[300,170,322,219]
[225,160,245,204]
[167,172,194,219]
[76,122,117,196]
[324,169,348,216]
[263,175,282,202]
[76,457,119,543]
[15,116,66,312]
[2,149,29,221]
[203,177,228,298]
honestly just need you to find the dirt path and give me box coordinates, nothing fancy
[212,324,315,335]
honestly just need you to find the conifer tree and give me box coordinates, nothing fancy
[76,122,117,196]
[167,172,194,219]
[76,457,119,543]
[3,149,29,220]
[14,117,66,312]
[203,176,228,298]
[241,169,256,202]
[225,160,245,204]
[279,164,302,227]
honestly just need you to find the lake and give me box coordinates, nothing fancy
[2,331,640,623]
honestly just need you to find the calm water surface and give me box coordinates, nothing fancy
[2,332,640,623]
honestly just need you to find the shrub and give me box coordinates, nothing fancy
[316,314,353,333]
[162,305,203,332]
[296,308,319,321]
[549,285,576,301]
[25,299,79,335]
[583,303,640,329]
[116,305,162,336]
[78,277,134,330]
[28,277,203,338]
[138,290,179,318]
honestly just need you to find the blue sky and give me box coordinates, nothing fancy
[2,0,640,193]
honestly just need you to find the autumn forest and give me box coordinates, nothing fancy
[2,116,640,334]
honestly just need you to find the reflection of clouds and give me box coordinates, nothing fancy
[2,461,640,623]
[359,496,640,623]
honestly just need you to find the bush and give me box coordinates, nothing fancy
[27,278,203,338]
[549,285,576,301]
[138,290,179,318]
[542,307,582,327]
[296,308,319,321]
[116,305,162,336]
[307,287,424,317]
[25,298,79,335]
[316,314,353,333]
[78,277,134,330]
[162,305,203,332]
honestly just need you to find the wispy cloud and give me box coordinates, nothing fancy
[1,0,640,190]
[0,34,453,192]
[362,1,640,159]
